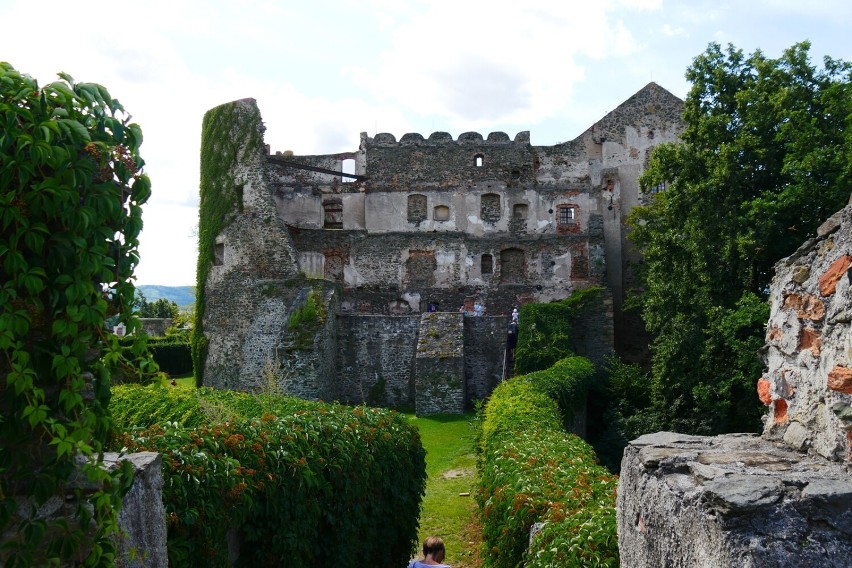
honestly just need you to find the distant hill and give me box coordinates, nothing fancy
[137,285,195,310]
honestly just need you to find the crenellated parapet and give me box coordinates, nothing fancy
[366,130,530,147]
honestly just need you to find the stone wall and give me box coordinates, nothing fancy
[415,312,466,415]
[334,314,420,406]
[761,202,852,460]
[464,316,508,403]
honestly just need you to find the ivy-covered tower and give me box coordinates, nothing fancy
[193,99,308,390]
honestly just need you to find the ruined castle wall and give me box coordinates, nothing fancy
[761,202,852,461]
[463,316,508,403]
[334,315,420,407]
[415,312,466,415]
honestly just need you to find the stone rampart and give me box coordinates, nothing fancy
[334,314,420,406]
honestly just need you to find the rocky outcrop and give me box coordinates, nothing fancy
[618,432,852,568]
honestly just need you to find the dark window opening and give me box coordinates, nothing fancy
[481,193,501,223]
[323,200,343,229]
[407,194,427,223]
[511,169,521,179]
[213,243,225,266]
[481,254,493,275]
[513,204,528,220]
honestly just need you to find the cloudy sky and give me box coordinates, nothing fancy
[2,0,851,286]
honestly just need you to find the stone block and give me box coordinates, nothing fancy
[827,366,852,394]
[618,434,852,568]
[819,255,852,296]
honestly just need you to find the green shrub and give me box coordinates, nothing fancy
[477,357,618,568]
[110,385,426,566]
[514,287,602,374]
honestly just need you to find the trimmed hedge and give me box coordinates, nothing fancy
[477,356,618,567]
[109,385,426,566]
[146,338,192,376]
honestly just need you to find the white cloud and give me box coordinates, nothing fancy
[661,23,687,37]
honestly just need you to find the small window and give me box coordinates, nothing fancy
[323,200,343,229]
[481,254,493,275]
[650,182,667,194]
[213,243,225,266]
[408,194,427,223]
[434,205,450,222]
[513,204,528,220]
[556,205,578,227]
[474,154,484,167]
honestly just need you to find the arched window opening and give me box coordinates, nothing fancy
[474,154,484,167]
[513,204,528,220]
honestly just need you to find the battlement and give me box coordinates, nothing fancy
[363,130,531,147]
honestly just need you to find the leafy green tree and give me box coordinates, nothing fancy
[629,42,852,434]
[134,290,179,319]
[0,63,153,565]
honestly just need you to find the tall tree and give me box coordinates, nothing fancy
[629,42,852,434]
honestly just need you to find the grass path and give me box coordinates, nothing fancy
[408,413,483,568]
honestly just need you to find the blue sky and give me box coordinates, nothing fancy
[2,0,850,286]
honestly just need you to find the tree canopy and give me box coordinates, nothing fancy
[628,42,852,434]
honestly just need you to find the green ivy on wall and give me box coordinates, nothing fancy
[191,100,265,386]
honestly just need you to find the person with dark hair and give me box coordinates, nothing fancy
[408,536,451,568]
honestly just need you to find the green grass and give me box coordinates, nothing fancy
[408,413,482,568]
[159,373,195,388]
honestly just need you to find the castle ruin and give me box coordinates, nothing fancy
[195,83,685,414]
